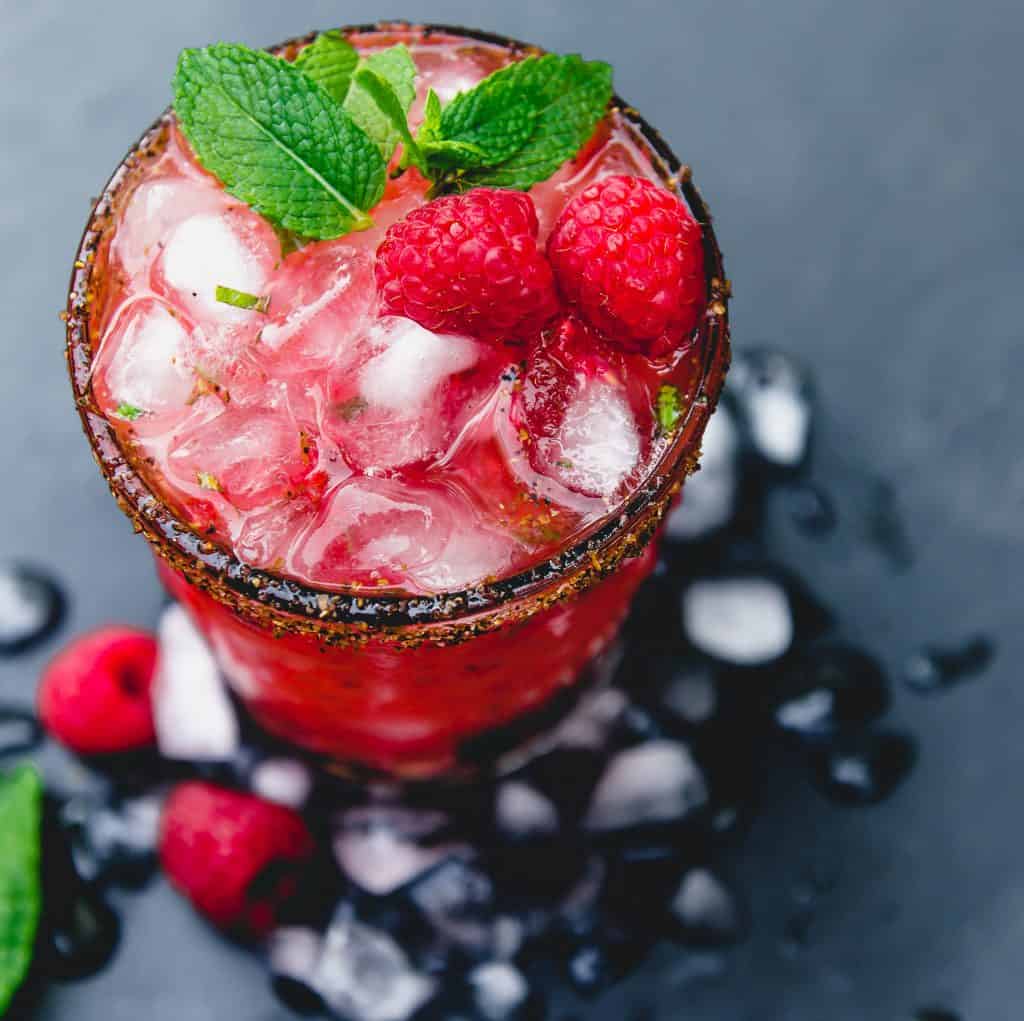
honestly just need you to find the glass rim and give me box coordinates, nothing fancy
[65,21,731,638]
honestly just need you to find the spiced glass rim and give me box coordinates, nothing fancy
[65,21,731,635]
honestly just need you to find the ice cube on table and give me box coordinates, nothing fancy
[494,781,559,839]
[730,349,813,469]
[584,739,708,832]
[250,757,313,810]
[152,604,239,762]
[671,869,742,946]
[544,380,640,499]
[267,926,325,1016]
[468,961,535,1021]
[332,824,456,896]
[93,299,195,423]
[681,575,794,666]
[665,402,741,541]
[0,563,63,654]
[313,909,437,1021]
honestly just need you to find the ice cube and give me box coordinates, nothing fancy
[267,926,325,1016]
[681,574,794,666]
[584,740,708,832]
[494,781,559,839]
[112,176,228,278]
[167,402,320,512]
[0,563,63,654]
[665,402,741,541]
[152,603,239,762]
[671,869,742,946]
[332,824,457,896]
[730,348,813,469]
[468,962,536,1021]
[546,380,640,499]
[259,243,376,374]
[313,908,437,1021]
[661,662,719,726]
[94,299,195,423]
[408,858,497,955]
[250,757,313,809]
[359,317,479,411]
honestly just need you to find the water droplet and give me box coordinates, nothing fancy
[904,635,996,694]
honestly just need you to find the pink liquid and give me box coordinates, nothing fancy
[82,29,719,774]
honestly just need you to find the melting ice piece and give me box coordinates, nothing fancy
[267,926,326,1016]
[408,858,497,955]
[671,869,742,946]
[494,781,559,839]
[549,381,640,498]
[332,824,456,896]
[730,348,813,469]
[152,604,239,762]
[313,908,437,1021]
[250,757,313,810]
[468,961,537,1021]
[94,299,195,421]
[0,563,63,654]
[359,317,478,411]
[584,739,708,832]
[682,575,794,666]
[665,401,741,540]
[62,793,163,888]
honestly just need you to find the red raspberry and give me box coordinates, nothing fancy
[38,626,157,754]
[547,174,705,356]
[375,188,559,341]
[159,781,314,938]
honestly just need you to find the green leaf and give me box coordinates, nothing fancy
[656,384,683,433]
[293,30,358,103]
[115,402,145,421]
[352,67,425,171]
[173,43,386,239]
[431,56,552,167]
[215,284,269,312]
[0,765,42,1016]
[420,88,443,142]
[343,44,417,159]
[460,55,612,191]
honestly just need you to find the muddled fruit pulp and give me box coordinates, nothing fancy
[91,31,706,597]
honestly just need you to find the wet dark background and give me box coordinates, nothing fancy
[1,0,1021,1018]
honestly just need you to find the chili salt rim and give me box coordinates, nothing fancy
[65,22,731,644]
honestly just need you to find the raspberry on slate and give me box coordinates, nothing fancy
[375,188,559,342]
[38,626,158,754]
[159,781,315,939]
[547,174,705,357]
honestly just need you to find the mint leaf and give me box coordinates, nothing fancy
[115,402,145,421]
[215,284,269,312]
[343,44,417,160]
[656,384,683,433]
[460,55,612,191]
[173,43,386,239]
[352,67,425,170]
[420,88,443,142]
[430,56,552,167]
[0,765,42,1016]
[294,30,358,103]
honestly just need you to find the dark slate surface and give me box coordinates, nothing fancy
[1,0,1021,1018]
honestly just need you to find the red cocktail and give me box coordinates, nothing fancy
[66,24,729,777]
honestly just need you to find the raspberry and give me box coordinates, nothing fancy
[38,626,158,755]
[375,188,559,341]
[159,781,315,938]
[547,174,705,356]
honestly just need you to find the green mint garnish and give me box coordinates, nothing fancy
[115,403,145,421]
[656,384,683,433]
[343,44,418,161]
[351,66,425,170]
[424,54,613,192]
[173,43,386,239]
[0,765,42,1016]
[215,285,269,313]
[293,29,358,103]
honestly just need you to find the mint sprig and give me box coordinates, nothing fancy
[293,30,358,103]
[173,44,386,239]
[0,764,42,1015]
[419,54,612,192]
[344,45,417,160]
